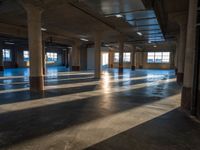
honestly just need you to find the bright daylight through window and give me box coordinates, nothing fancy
[46,52,58,62]
[2,49,11,61]
[23,51,29,62]
[147,52,170,63]
[114,52,131,62]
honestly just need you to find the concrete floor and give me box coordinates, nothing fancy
[0,67,200,150]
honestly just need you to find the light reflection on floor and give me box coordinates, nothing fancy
[0,67,194,150]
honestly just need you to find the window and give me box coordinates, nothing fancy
[147,52,170,63]
[102,53,108,66]
[147,52,155,63]
[123,52,131,62]
[3,49,11,61]
[46,52,58,62]
[114,52,119,62]
[114,52,131,62]
[155,52,162,63]
[23,51,29,62]
[162,52,170,63]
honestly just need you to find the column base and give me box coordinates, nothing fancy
[43,67,46,75]
[29,76,44,93]
[0,66,4,71]
[131,66,136,70]
[177,72,184,84]
[181,87,192,110]
[175,68,178,75]
[118,67,123,74]
[197,90,200,119]
[139,65,143,69]
[110,64,113,68]
[71,66,80,71]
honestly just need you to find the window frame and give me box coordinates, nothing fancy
[114,52,119,63]
[123,52,131,63]
[114,52,131,63]
[23,50,29,62]
[147,52,170,64]
[2,49,11,62]
[46,52,58,62]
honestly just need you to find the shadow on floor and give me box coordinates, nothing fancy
[85,108,200,150]
[0,83,180,148]
[0,76,179,105]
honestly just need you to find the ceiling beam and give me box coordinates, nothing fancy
[104,9,152,17]
[126,17,157,22]
[136,24,159,27]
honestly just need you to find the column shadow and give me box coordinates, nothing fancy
[85,109,200,150]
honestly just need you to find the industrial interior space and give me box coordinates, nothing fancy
[0,0,200,149]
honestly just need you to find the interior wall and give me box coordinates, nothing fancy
[110,51,175,70]
[2,44,20,68]
[87,47,95,70]
[87,46,109,70]
[2,44,64,68]
[80,45,87,70]
[112,50,132,69]
[142,52,171,69]
[45,49,64,67]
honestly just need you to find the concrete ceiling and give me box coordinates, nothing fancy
[0,0,189,47]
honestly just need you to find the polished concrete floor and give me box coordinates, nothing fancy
[0,67,200,150]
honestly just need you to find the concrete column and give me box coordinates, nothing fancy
[174,38,180,74]
[80,45,87,70]
[68,47,72,69]
[71,41,80,71]
[135,52,139,68]
[131,52,136,71]
[177,24,187,84]
[139,52,143,69]
[0,42,4,71]
[63,49,69,68]
[42,40,46,75]
[66,48,69,68]
[170,50,175,69]
[25,4,44,92]
[181,0,197,110]
[118,37,124,73]
[94,34,101,79]
[108,49,114,68]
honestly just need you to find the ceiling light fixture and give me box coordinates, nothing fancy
[148,41,152,44]
[137,32,143,36]
[153,45,157,48]
[4,42,15,45]
[41,28,47,31]
[104,44,110,47]
[80,38,89,42]
[116,14,123,18]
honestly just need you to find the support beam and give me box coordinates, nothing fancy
[94,33,101,79]
[177,25,187,84]
[131,46,136,70]
[174,40,179,75]
[23,3,44,92]
[42,41,46,75]
[169,12,188,84]
[0,42,4,71]
[139,52,143,69]
[71,41,80,71]
[118,36,124,74]
[109,50,114,68]
[181,0,197,110]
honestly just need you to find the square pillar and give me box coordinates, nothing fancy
[0,42,4,71]
[71,41,80,71]
[94,33,101,79]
